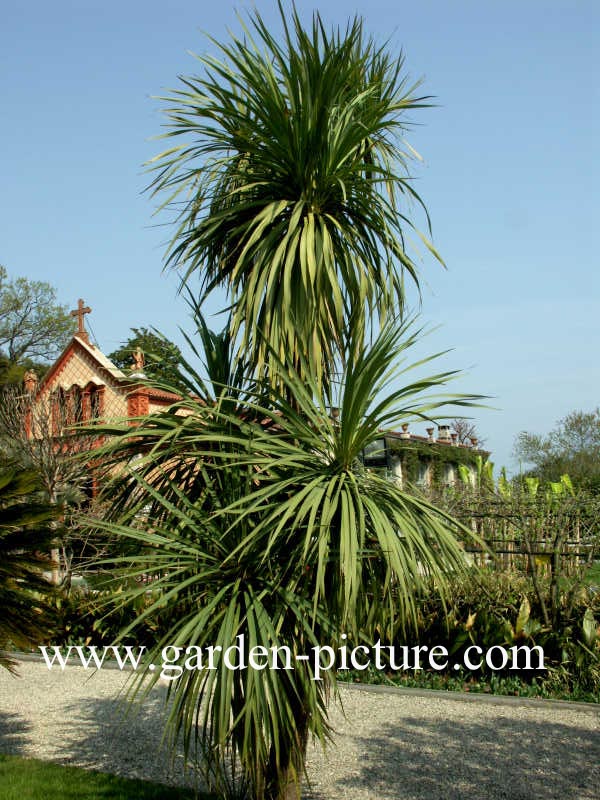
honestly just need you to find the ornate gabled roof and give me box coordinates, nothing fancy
[36,332,182,409]
[36,334,127,397]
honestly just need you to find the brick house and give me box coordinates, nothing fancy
[23,299,179,434]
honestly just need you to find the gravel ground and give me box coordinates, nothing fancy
[1,659,599,799]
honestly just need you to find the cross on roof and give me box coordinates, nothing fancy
[71,298,91,343]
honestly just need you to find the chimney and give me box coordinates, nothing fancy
[437,424,451,443]
[426,427,435,442]
[400,422,410,439]
[23,370,38,394]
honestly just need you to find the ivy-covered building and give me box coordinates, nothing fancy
[363,424,488,489]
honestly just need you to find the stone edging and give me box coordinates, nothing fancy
[338,679,600,713]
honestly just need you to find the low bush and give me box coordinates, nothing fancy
[41,569,600,702]
[382,569,600,701]
[47,585,177,650]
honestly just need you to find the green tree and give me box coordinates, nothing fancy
[148,5,440,394]
[89,7,481,799]
[107,327,187,393]
[0,266,73,382]
[0,465,60,672]
[513,408,600,493]
[0,355,49,388]
[91,321,479,800]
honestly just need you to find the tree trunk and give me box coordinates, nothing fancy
[277,764,302,800]
[266,710,308,800]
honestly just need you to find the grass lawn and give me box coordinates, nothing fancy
[0,755,215,799]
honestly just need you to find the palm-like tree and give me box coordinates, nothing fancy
[148,4,440,394]
[90,7,482,798]
[91,321,479,800]
[0,466,59,672]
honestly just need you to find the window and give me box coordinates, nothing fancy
[68,387,83,424]
[88,386,103,419]
[443,463,456,486]
[416,460,430,487]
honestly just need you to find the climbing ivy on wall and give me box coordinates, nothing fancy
[387,438,484,488]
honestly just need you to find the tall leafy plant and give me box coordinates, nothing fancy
[148,4,440,394]
[89,5,483,798]
[91,322,479,799]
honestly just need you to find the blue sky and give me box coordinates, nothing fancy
[2,0,598,473]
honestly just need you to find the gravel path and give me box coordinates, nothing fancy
[1,660,599,799]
